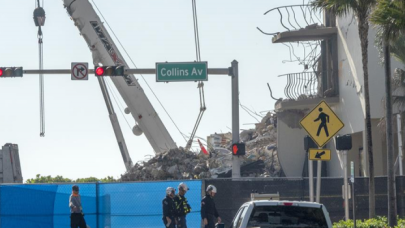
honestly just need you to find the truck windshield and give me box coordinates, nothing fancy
[247,205,328,228]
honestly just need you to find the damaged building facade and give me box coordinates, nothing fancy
[263,5,403,178]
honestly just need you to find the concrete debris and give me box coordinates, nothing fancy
[121,112,282,181]
[277,109,306,129]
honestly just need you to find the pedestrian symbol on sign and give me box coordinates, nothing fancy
[314,108,330,137]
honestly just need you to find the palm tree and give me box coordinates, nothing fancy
[371,0,405,225]
[310,0,377,217]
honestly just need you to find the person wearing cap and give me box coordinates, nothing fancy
[174,182,192,228]
[201,185,221,228]
[162,187,176,228]
[69,185,87,228]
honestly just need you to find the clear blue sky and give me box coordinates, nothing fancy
[0,0,308,181]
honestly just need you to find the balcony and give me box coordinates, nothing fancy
[272,27,337,43]
[274,71,339,111]
[259,5,339,111]
[258,5,337,44]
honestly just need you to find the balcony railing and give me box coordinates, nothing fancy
[279,71,319,100]
[258,5,325,70]
[257,5,323,36]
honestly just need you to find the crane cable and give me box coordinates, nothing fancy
[185,0,206,151]
[105,78,133,131]
[36,0,45,137]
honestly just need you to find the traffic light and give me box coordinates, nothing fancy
[232,143,246,156]
[94,66,125,76]
[0,67,23,77]
[336,134,352,151]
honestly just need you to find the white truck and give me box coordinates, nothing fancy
[230,199,332,228]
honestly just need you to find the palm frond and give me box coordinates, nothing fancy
[377,116,387,136]
[310,0,358,16]
[310,0,376,17]
[394,96,405,112]
[393,68,405,87]
[389,34,405,65]
[371,0,405,41]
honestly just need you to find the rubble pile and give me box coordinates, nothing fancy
[121,112,283,181]
[240,112,282,177]
[121,148,208,181]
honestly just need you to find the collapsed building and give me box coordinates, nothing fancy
[121,112,282,181]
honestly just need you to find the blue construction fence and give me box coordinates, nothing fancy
[0,180,202,228]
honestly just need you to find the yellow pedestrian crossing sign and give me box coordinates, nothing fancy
[309,149,331,161]
[300,101,344,148]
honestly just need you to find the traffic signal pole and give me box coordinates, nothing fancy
[230,60,241,178]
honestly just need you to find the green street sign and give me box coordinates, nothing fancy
[156,62,208,82]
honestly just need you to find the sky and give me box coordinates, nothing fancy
[0,0,310,181]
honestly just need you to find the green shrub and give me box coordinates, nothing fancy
[333,216,405,228]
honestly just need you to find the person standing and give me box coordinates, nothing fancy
[201,185,221,228]
[69,185,87,228]
[163,187,176,228]
[174,182,191,228]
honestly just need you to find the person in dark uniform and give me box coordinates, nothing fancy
[201,185,221,228]
[174,182,191,228]
[69,185,87,228]
[163,187,176,228]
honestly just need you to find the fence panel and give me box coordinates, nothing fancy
[98,180,201,228]
[0,180,201,228]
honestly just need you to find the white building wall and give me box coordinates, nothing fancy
[335,14,402,124]
[330,13,402,177]
[277,117,307,177]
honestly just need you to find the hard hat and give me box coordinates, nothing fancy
[178,182,189,191]
[72,185,79,191]
[166,187,175,195]
[206,185,217,193]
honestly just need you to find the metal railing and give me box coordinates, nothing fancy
[257,5,323,36]
[279,71,319,100]
[257,5,323,69]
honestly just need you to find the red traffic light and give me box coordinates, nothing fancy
[95,67,105,76]
[232,145,238,155]
[232,143,246,156]
[94,66,125,76]
[0,67,23,77]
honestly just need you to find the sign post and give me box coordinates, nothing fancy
[343,150,349,220]
[351,161,356,228]
[301,100,344,203]
[309,156,314,202]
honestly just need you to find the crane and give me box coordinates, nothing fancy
[62,0,178,170]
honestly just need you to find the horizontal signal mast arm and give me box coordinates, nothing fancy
[23,68,231,75]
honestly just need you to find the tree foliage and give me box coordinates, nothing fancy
[310,0,376,18]
[371,0,405,41]
[25,174,118,184]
